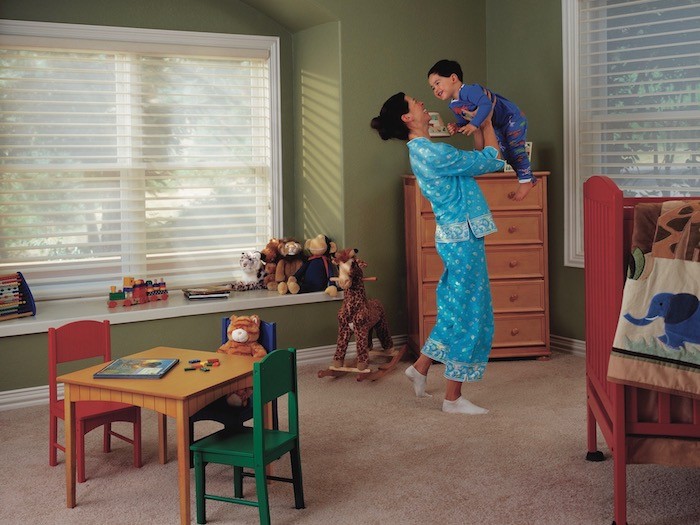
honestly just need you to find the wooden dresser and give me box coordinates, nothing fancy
[403,171,550,359]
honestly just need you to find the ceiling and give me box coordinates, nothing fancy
[238,0,337,32]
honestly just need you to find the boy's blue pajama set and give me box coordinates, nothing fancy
[449,84,534,184]
[407,138,505,382]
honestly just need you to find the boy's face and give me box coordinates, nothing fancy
[428,73,462,100]
[428,73,461,101]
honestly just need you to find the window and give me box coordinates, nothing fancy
[0,21,281,299]
[562,0,700,267]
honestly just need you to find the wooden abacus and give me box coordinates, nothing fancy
[0,272,37,321]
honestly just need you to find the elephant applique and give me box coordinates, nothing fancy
[624,292,700,350]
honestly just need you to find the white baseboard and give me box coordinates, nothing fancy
[0,335,408,412]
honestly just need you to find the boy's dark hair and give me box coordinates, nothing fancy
[370,92,409,141]
[428,59,463,82]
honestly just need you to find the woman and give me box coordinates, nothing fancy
[370,93,504,414]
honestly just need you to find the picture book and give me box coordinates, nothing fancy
[93,358,180,379]
[183,285,232,300]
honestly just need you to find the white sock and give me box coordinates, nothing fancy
[442,397,488,415]
[405,365,432,397]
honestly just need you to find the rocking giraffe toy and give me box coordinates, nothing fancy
[318,248,406,381]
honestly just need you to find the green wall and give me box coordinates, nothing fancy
[329,0,489,334]
[293,21,343,242]
[484,0,585,340]
[1,0,584,393]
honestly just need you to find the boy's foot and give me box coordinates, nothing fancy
[442,397,489,415]
[512,180,535,201]
[405,365,432,397]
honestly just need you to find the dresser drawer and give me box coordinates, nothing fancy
[418,176,543,212]
[493,313,546,347]
[423,279,544,315]
[420,210,543,248]
[420,214,436,247]
[423,245,545,281]
[422,283,437,315]
[422,313,546,348]
[486,245,544,279]
[421,249,443,282]
[491,280,545,313]
[478,177,543,210]
[487,211,543,245]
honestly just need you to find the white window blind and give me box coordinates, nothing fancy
[563,0,700,266]
[0,21,281,300]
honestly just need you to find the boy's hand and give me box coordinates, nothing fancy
[447,122,459,135]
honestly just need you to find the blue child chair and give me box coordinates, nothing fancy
[188,317,278,464]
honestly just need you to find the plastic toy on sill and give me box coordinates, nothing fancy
[107,277,168,308]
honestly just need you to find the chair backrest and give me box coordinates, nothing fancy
[220,316,277,352]
[48,320,111,404]
[252,348,299,443]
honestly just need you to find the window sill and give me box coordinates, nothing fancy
[0,290,342,338]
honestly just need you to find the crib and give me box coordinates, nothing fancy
[583,175,700,525]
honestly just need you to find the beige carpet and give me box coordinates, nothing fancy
[1,352,699,525]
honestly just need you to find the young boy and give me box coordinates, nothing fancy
[428,59,536,201]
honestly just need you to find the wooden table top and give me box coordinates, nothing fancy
[57,347,257,400]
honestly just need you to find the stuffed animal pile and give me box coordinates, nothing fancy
[290,234,338,297]
[217,314,267,407]
[233,234,339,296]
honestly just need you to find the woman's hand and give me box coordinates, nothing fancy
[461,123,478,136]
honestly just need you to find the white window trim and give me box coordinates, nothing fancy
[562,0,584,268]
[0,20,299,335]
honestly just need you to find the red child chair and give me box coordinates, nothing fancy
[48,319,142,483]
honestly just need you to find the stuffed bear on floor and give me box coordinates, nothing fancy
[217,314,267,406]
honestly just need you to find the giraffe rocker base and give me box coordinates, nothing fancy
[319,346,408,381]
[317,248,407,382]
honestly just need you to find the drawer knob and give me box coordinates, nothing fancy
[507,191,516,199]
[509,260,519,268]
[508,226,517,234]
[510,294,519,302]
[511,328,520,336]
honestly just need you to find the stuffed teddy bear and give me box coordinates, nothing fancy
[275,238,304,295]
[217,314,267,406]
[289,234,338,297]
[231,251,265,291]
[260,238,281,291]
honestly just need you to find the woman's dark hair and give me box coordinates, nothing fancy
[427,59,463,82]
[370,92,409,141]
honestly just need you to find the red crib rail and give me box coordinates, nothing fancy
[583,175,700,525]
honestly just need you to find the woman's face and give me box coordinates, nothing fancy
[403,95,430,127]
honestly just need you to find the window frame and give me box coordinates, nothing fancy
[0,19,284,294]
[561,0,700,268]
[562,0,582,267]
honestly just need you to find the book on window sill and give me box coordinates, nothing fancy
[93,358,180,379]
[183,285,232,300]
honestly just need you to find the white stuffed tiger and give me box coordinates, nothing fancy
[231,251,266,291]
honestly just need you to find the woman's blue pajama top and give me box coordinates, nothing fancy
[407,138,505,382]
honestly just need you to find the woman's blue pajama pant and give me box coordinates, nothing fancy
[421,235,494,382]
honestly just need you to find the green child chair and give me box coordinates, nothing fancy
[188,317,278,466]
[190,347,305,525]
